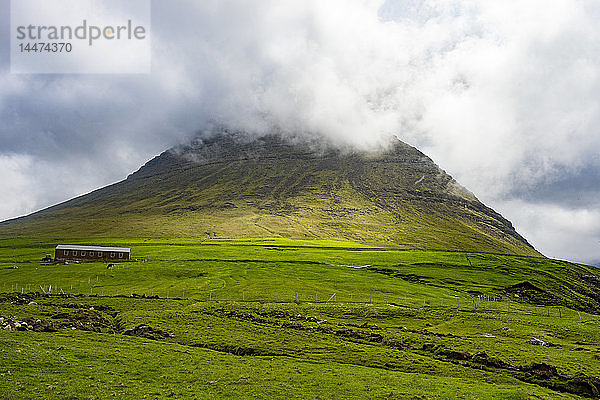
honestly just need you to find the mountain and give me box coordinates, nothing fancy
[0,132,539,256]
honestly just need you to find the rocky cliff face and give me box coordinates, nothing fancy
[0,132,538,256]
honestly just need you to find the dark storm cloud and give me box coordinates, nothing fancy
[0,0,599,263]
[506,162,600,209]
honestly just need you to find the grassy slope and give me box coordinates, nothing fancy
[0,136,539,257]
[0,238,599,399]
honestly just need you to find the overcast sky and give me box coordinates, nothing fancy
[1,0,599,265]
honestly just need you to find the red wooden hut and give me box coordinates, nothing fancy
[55,245,131,261]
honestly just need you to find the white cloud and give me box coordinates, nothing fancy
[1,0,600,263]
[0,154,39,219]
[496,199,600,265]
[0,153,137,220]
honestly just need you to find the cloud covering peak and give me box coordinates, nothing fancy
[1,0,599,263]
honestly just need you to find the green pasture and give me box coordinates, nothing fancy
[0,237,592,306]
[0,237,599,399]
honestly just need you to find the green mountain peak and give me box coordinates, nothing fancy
[0,132,539,256]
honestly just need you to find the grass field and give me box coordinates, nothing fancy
[0,237,599,399]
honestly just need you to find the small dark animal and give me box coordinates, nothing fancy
[107,264,115,269]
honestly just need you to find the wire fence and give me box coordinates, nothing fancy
[1,281,590,322]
